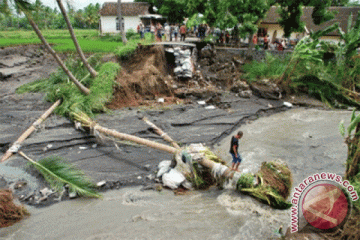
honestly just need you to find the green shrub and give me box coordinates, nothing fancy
[126,29,139,40]
[242,52,289,82]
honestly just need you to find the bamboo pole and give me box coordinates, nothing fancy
[1,100,61,162]
[142,117,180,149]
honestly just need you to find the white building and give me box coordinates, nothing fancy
[99,2,150,34]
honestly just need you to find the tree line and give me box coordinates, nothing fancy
[0,0,100,30]
[136,0,354,37]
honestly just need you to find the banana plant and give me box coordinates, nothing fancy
[337,12,360,65]
[339,109,360,179]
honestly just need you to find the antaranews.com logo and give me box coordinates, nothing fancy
[291,172,359,233]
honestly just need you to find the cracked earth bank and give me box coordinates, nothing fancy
[0,44,351,239]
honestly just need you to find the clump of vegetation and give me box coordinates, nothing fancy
[17,56,120,117]
[114,32,153,60]
[327,110,360,239]
[236,160,293,209]
[242,16,360,109]
[242,52,289,82]
[236,173,254,189]
[0,189,30,228]
[185,148,227,189]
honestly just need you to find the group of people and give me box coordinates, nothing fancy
[252,34,287,51]
[138,22,187,42]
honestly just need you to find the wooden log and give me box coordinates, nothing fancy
[142,117,180,149]
[1,100,61,162]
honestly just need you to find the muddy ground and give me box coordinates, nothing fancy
[0,44,328,208]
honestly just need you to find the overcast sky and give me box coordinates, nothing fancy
[34,0,134,10]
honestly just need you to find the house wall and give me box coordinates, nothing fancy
[260,23,342,44]
[100,16,141,34]
[259,23,301,42]
[319,35,340,43]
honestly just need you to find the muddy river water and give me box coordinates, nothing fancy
[0,108,351,239]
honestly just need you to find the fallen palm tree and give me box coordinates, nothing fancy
[142,117,180,149]
[73,112,292,209]
[0,189,29,228]
[18,151,101,198]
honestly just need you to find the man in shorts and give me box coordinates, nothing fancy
[230,131,243,171]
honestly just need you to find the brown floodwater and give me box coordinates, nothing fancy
[0,108,352,239]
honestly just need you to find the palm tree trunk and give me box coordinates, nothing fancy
[1,100,61,162]
[56,0,98,78]
[142,117,180,149]
[24,12,90,95]
[95,124,177,154]
[117,0,127,44]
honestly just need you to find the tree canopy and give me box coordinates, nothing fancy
[137,0,342,37]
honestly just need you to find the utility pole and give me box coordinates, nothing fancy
[117,0,127,44]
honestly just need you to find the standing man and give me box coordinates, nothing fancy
[229,131,243,171]
[173,23,179,41]
[164,23,170,41]
[180,24,187,41]
[138,22,144,39]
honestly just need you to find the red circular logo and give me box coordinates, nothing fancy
[301,183,349,230]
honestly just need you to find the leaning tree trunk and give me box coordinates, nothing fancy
[1,100,61,162]
[24,12,90,95]
[56,0,97,78]
[117,0,127,44]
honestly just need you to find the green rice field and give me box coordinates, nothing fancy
[0,29,151,53]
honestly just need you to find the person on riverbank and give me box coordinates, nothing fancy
[180,24,187,41]
[156,22,163,42]
[137,22,144,39]
[230,131,243,171]
[164,23,170,41]
[252,34,258,46]
[264,35,269,50]
[173,24,179,41]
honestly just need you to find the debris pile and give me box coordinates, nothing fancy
[0,189,29,228]
[172,47,194,78]
[155,143,227,190]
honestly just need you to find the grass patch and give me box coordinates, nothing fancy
[114,32,154,59]
[242,52,289,82]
